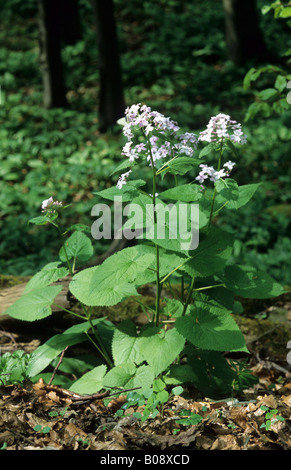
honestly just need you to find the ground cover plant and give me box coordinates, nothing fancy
[3,104,285,401]
[0,0,291,452]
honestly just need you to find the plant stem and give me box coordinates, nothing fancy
[181,276,185,302]
[55,224,74,275]
[148,138,161,326]
[193,283,225,292]
[182,276,195,316]
[208,140,223,228]
[160,259,188,284]
[52,303,88,321]
[83,306,113,368]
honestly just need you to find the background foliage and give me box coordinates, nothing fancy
[0,0,290,285]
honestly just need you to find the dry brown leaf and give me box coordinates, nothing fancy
[0,430,15,446]
[64,421,87,440]
[211,435,240,450]
[1,410,25,431]
[33,378,47,397]
[25,412,51,430]
[47,390,61,404]
[281,394,291,408]
[107,395,127,413]
[195,435,213,450]
[230,406,252,432]
[259,395,278,409]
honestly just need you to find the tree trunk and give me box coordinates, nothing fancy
[92,0,125,132]
[60,0,82,46]
[38,0,68,108]
[222,0,269,65]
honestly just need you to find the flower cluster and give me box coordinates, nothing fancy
[195,161,236,185]
[121,103,197,167]
[116,170,132,190]
[41,197,62,213]
[199,113,247,145]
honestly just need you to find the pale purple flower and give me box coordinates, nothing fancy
[116,170,132,189]
[41,197,62,213]
[122,103,183,166]
[199,113,247,145]
[195,161,234,185]
[223,161,236,171]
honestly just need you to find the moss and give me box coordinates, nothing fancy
[234,315,291,361]
[0,274,31,289]
[90,294,156,325]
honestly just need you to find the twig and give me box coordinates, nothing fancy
[35,378,141,404]
[48,346,69,385]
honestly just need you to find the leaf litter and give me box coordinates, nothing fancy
[0,360,290,450]
[0,290,290,451]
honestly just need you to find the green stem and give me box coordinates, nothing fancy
[52,304,87,321]
[208,140,223,228]
[83,306,113,368]
[160,259,188,284]
[193,283,225,292]
[84,331,112,366]
[181,276,185,303]
[148,138,161,326]
[182,276,195,316]
[55,225,74,275]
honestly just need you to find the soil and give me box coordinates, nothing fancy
[0,276,290,451]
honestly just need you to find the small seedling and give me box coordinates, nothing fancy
[33,424,51,434]
[260,405,285,431]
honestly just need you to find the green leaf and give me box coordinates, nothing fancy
[164,364,198,385]
[24,262,68,293]
[69,245,155,306]
[93,180,146,202]
[172,385,184,396]
[71,278,138,307]
[103,363,155,391]
[215,178,239,207]
[199,143,213,158]
[146,200,199,253]
[138,325,185,376]
[226,140,239,158]
[159,184,203,202]
[4,285,63,322]
[167,157,201,175]
[161,298,184,318]
[227,183,261,210]
[274,75,287,92]
[257,88,277,101]
[280,6,291,18]
[156,390,169,403]
[69,365,107,394]
[223,265,285,299]
[181,226,234,278]
[175,305,247,352]
[261,5,272,15]
[110,159,134,176]
[28,215,52,226]
[64,317,108,334]
[243,68,262,90]
[59,231,94,263]
[153,378,166,392]
[185,349,238,398]
[27,331,87,377]
[112,320,145,366]
[67,224,91,233]
[194,286,235,314]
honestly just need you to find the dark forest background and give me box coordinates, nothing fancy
[0,0,290,285]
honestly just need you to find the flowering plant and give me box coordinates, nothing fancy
[5,105,284,398]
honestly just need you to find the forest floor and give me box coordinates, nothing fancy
[0,277,290,451]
